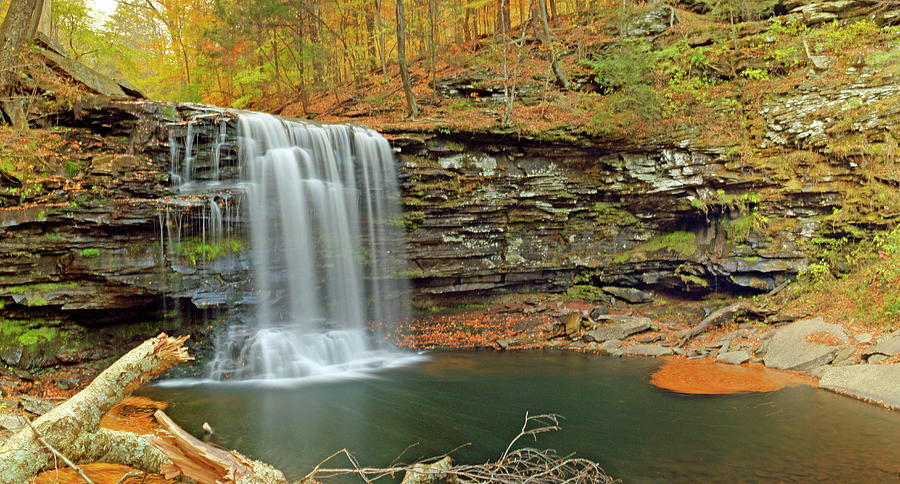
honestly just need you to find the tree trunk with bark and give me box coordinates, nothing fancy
[396,0,419,117]
[536,0,568,88]
[0,334,290,484]
[0,334,191,483]
[0,0,42,127]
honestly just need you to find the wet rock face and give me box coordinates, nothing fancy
[394,133,814,297]
[0,101,250,326]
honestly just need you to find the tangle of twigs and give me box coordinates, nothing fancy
[301,413,617,484]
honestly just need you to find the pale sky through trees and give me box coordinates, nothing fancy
[84,0,117,19]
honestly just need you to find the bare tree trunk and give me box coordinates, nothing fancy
[0,334,191,483]
[0,0,41,118]
[463,8,472,42]
[536,0,568,88]
[497,0,511,35]
[375,0,388,79]
[396,0,419,117]
[364,7,378,71]
[429,0,437,101]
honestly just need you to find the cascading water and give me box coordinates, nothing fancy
[164,109,413,382]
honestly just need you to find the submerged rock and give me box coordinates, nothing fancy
[763,317,849,371]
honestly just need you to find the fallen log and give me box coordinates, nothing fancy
[147,410,288,484]
[0,333,190,483]
[676,301,774,343]
[0,333,296,484]
[676,281,790,344]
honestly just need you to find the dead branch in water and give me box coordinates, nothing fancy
[1,335,615,484]
[301,413,617,484]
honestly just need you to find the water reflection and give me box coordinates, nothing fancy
[140,352,900,482]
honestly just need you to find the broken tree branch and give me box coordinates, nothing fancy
[303,413,615,484]
[677,281,789,343]
[0,333,192,483]
[146,409,289,484]
[24,416,95,484]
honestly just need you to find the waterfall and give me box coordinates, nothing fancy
[165,109,412,382]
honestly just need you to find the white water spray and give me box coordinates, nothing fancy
[166,110,412,382]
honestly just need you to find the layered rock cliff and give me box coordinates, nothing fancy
[0,0,898,369]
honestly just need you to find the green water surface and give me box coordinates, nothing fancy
[140,352,900,483]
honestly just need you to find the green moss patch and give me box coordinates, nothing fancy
[566,284,607,302]
[176,237,245,266]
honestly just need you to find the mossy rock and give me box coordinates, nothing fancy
[0,319,68,369]
[566,284,607,302]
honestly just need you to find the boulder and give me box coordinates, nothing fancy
[762,317,849,371]
[583,317,651,343]
[623,344,673,357]
[855,333,873,345]
[716,350,750,365]
[90,154,141,176]
[623,4,676,37]
[820,364,900,408]
[602,286,654,304]
[562,313,582,339]
[0,414,26,432]
[808,55,835,71]
[831,346,855,365]
[598,339,622,355]
[862,336,900,358]
[589,306,609,319]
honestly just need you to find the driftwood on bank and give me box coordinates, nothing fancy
[0,333,190,483]
[1,335,615,484]
[676,280,789,343]
[0,333,291,484]
[147,410,288,484]
[304,414,615,484]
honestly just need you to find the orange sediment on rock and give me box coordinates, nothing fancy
[650,357,816,395]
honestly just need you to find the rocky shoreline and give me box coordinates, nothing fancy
[3,290,899,447]
[402,292,900,410]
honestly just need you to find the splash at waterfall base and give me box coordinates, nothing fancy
[158,109,416,382]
